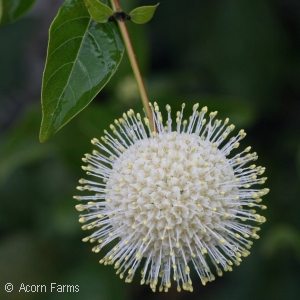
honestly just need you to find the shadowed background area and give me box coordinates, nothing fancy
[1,0,300,299]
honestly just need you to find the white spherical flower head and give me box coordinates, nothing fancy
[74,103,268,292]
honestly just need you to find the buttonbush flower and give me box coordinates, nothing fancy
[74,103,268,292]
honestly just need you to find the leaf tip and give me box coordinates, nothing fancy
[39,132,47,143]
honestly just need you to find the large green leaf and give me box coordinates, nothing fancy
[40,0,124,142]
[0,0,37,24]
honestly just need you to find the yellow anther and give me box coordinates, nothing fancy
[219,238,226,245]
[228,124,235,131]
[75,204,85,211]
[91,138,99,145]
[185,265,190,274]
[222,132,229,140]
[78,217,86,223]
[78,178,86,184]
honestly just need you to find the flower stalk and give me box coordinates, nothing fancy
[109,0,155,132]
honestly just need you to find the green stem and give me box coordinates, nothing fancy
[109,0,155,132]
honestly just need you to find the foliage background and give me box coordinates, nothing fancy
[1,0,300,299]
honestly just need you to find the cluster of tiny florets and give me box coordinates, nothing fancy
[74,103,268,292]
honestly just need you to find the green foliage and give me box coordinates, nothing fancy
[129,3,160,24]
[83,0,113,23]
[262,225,300,261]
[0,103,130,300]
[0,0,37,24]
[40,0,124,142]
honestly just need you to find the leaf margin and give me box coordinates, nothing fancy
[129,3,160,25]
[39,0,124,143]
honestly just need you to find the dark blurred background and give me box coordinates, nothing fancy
[1,0,300,299]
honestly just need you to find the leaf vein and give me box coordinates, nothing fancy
[44,17,93,138]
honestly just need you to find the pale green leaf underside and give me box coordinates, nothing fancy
[40,0,124,142]
[84,0,113,23]
[130,3,160,25]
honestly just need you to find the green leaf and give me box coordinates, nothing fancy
[0,0,37,24]
[84,0,113,23]
[130,3,160,25]
[40,0,124,143]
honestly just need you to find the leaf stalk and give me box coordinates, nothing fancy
[109,0,155,132]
